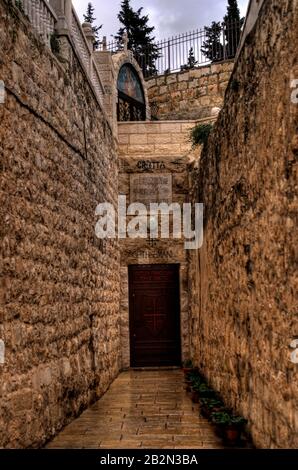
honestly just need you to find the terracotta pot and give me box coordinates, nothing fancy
[191,391,200,403]
[224,426,241,445]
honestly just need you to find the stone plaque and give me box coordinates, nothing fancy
[130,174,172,206]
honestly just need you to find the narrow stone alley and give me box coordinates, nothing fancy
[47,371,223,449]
[1,0,297,452]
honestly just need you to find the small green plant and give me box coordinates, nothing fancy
[191,380,204,390]
[183,359,193,368]
[187,369,203,383]
[211,411,231,425]
[50,33,60,54]
[211,411,247,427]
[194,382,212,392]
[15,0,25,14]
[200,397,224,408]
[181,47,198,71]
[190,123,213,147]
[193,382,217,398]
[199,397,226,419]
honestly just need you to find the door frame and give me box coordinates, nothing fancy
[128,263,182,368]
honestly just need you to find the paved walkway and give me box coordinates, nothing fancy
[47,370,223,449]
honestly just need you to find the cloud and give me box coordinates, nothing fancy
[73,0,249,40]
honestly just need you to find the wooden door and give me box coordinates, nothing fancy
[129,264,181,367]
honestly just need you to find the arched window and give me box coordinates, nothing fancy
[117,64,146,121]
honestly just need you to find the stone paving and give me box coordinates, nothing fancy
[47,370,223,449]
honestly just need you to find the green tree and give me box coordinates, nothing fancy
[181,47,198,71]
[115,0,159,77]
[223,0,244,58]
[83,2,102,50]
[201,22,224,63]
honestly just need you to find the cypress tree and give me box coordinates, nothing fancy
[223,0,244,58]
[115,0,159,77]
[83,3,102,50]
[181,47,198,71]
[201,22,224,63]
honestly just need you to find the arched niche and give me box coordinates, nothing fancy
[117,64,146,121]
[112,52,151,122]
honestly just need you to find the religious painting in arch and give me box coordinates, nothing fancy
[117,64,146,121]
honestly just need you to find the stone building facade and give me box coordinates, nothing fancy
[0,0,297,450]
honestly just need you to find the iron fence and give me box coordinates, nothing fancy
[104,20,242,79]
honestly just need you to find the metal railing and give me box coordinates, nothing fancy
[13,0,57,46]
[105,20,243,78]
[71,7,91,72]
[11,0,105,103]
[70,7,105,100]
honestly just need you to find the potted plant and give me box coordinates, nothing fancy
[185,379,192,392]
[188,374,205,402]
[182,360,193,375]
[195,382,217,399]
[185,368,201,391]
[190,381,202,403]
[211,411,247,445]
[210,411,231,438]
[199,398,226,419]
[224,416,248,445]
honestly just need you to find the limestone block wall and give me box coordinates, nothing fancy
[0,0,121,448]
[146,61,234,121]
[118,121,199,369]
[189,0,298,449]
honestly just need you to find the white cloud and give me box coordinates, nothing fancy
[73,0,249,40]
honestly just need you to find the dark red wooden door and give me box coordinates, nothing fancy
[129,264,181,367]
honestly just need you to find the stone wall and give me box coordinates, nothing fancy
[146,61,234,121]
[118,121,200,369]
[0,0,121,448]
[189,0,298,449]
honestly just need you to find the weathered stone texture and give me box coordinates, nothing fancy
[118,120,203,159]
[0,0,121,448]
[189,0,298,449]
[146,61,234,120]
[118,121,201,369]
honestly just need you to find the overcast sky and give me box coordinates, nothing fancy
[73,0,249,41]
